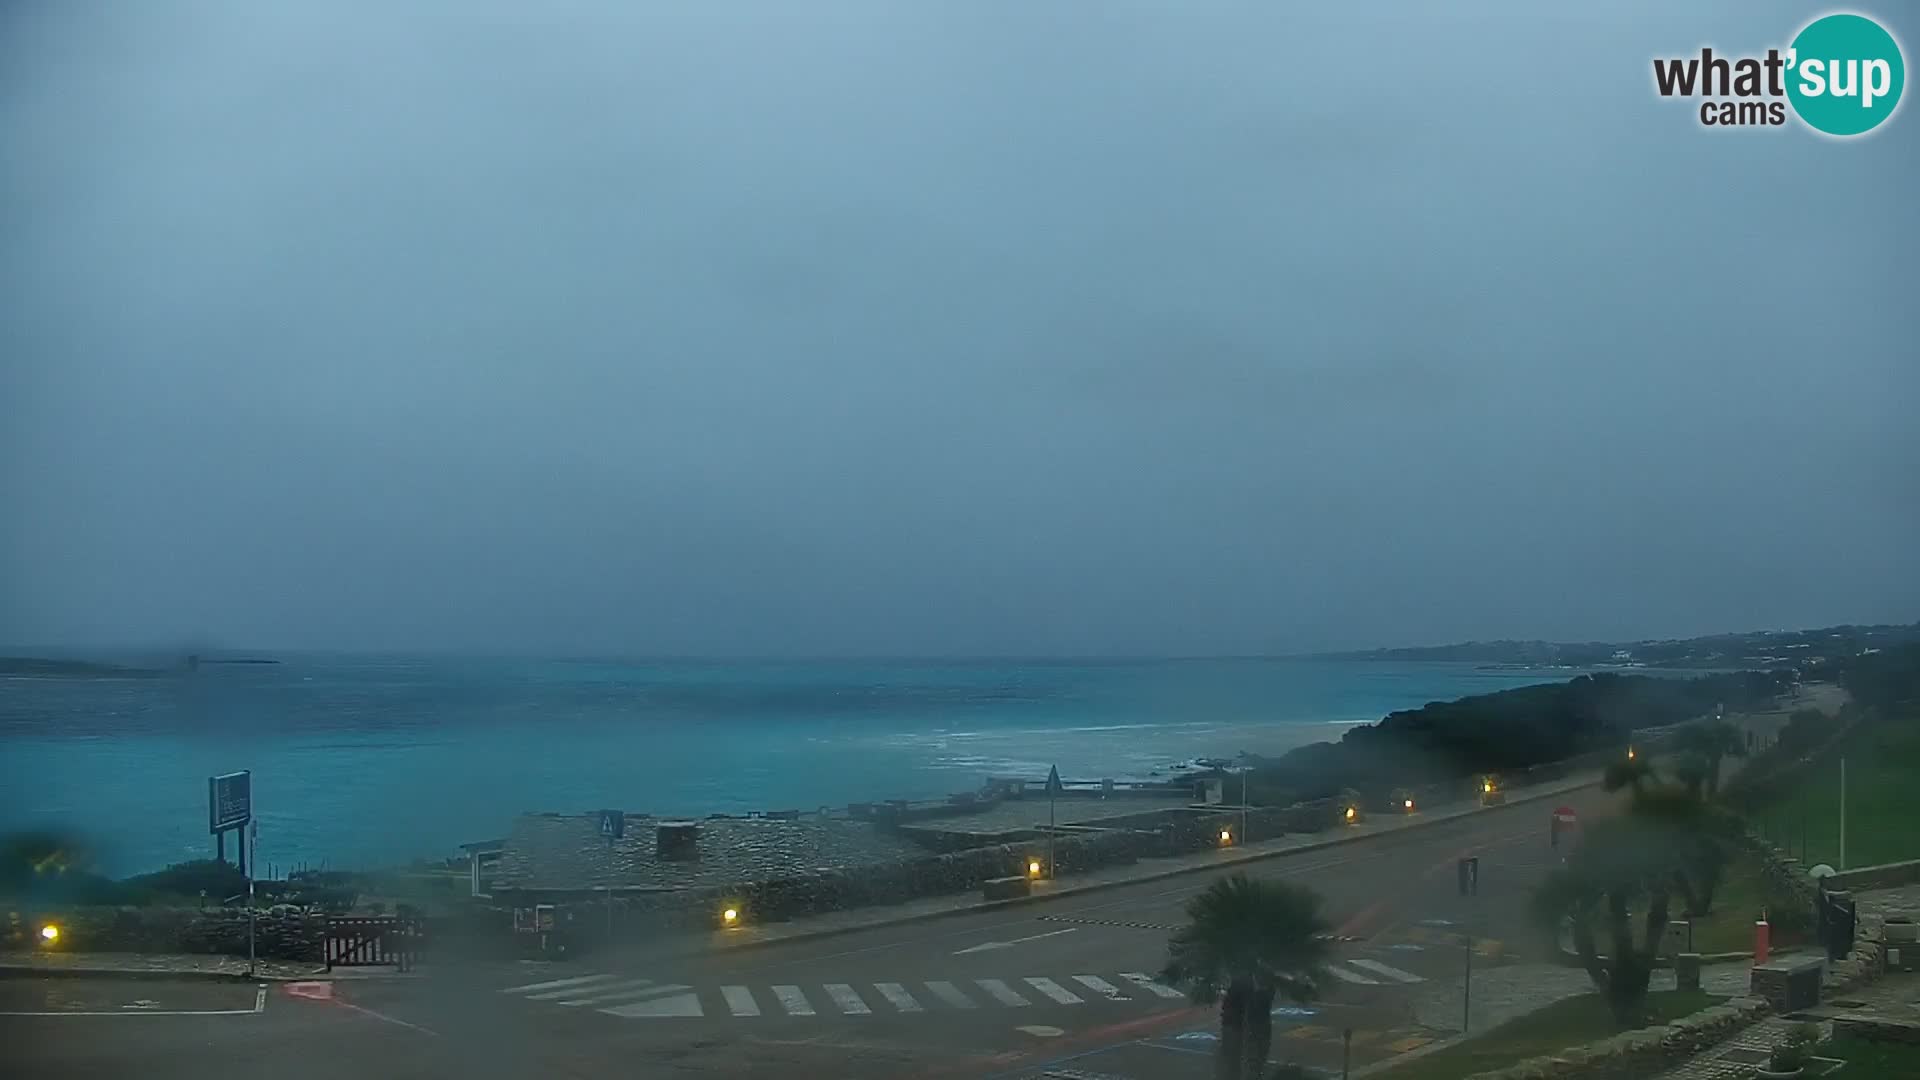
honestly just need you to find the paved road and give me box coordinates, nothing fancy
[0,784,1620,1080]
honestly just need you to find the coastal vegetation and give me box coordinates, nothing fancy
[1161,873,1332,1080]
[1243,668,1793,806]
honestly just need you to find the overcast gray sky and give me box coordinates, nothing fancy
[2,1,1915,657]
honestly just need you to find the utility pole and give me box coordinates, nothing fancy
[1839,757,1847,870]
[247,820,258,978]
[1462,931,1473,1034]
[1046,765,1062,878]
[1241,768,1249,845]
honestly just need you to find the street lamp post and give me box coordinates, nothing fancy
[1240,769,1249,845]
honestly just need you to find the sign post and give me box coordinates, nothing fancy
[1551,806,1578,849]
[1045,766,1063,879]
[1457,856,1480,897]
[597,811,624,942]
[208,771,252,867]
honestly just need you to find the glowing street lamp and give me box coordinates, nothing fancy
[40,924,59,943]
[1028,858,1043,878]
[1218,829,1232,846]
[721,907,740,927]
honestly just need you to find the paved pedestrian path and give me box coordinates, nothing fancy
[0,949,322,981]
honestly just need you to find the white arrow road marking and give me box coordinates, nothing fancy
[953,928,1079,955]
[924,981,976,1008]
[1325,965,1380,985]
[559,981,688,1007]
[600,992,703,1018]
[500,974,618,995]
[1119,973,1185,999]
[1023,977,1083,1005]
[721,985,760,1016]
[1348,959,1424,984]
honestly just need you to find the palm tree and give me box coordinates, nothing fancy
[1531,813,1681,1026]
[1162,873,1332,1080]
[1604,755,1742,916]
[1671,720,1747,797]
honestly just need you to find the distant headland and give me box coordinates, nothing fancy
[0,653,280,678]
[1305,620,1920,670]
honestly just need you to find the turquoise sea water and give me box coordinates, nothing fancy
[1,655,1589,875]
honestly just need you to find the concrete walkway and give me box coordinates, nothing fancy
[0,949,324,981]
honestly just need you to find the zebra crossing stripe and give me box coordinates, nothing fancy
[721,985,760,1017]
[975,979,1030,1007]
[772,985,815,1016]
[1071,975,1127,1001]
[874,983,922,1012]
[500,973,619,995]
[1348,959,1424,984]
[823,984,871,1015]
[1119,973,1185,1000]
[1024,977,1083,1005]
[1326,965,1380,985]
[525,976,639,1001]
[924,981,975,1009]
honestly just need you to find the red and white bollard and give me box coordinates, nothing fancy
[1754,912,1771,966]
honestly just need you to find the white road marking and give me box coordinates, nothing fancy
[721,985,761,1016]
[1348,958,1424,984]
[823,983,871,1015]
[0,1008,264,1017]
[600,992,703,1018]
[1,984,272,1020]
[1023,977,1083,1005]
[1119,973,1185,999]
[559,981,687,1007]
[499,973,619,995]
[873,982,922,1012]
[772,985,815,1016]
[1325,964,1381,985]
[975,979,1030,1007]
[924,981,976,1008]
[952,927,1080,955]
[1071,975,1128,1001]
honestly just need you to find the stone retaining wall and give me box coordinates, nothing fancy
[1467,997,1773,1080]
[1829,858,1920,893]
[6,906,327,961]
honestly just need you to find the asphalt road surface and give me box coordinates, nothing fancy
[1,786,1617,1080]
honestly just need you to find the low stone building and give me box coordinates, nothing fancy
[489,812,925,901]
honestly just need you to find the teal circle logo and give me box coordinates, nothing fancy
[1787,13,1905,136]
